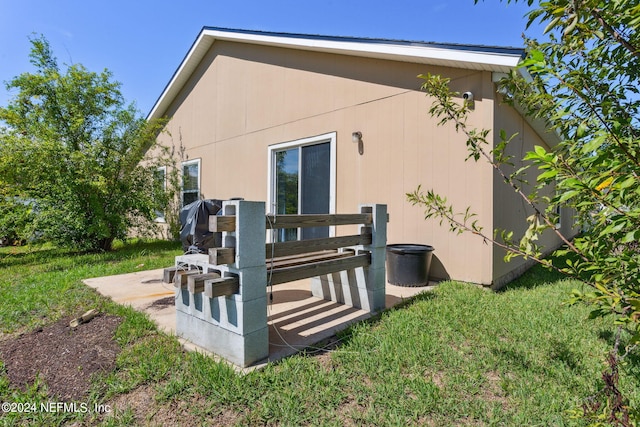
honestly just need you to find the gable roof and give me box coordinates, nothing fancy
[147,27,525,120]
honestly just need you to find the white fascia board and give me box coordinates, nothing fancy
[204,28,522,70]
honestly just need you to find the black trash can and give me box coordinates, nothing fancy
[386,244,434,287]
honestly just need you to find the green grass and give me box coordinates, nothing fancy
[0,241,639,426]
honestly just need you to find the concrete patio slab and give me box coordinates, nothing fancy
[83,269,435,370]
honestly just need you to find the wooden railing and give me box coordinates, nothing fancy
[170,207,385,298]
[207,212,378,289]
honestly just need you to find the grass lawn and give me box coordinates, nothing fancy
[0,240,638,426]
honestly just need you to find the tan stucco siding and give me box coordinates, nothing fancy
[157,41,498,284]
[492,95,567,286]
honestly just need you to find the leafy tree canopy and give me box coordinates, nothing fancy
[412,0,639,423]
[0,36,167,251]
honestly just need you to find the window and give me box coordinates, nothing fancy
[182,159,201,207]
[267,132,336,242]
[154,166,167,222]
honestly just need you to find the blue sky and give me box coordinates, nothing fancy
[0,0,542,116]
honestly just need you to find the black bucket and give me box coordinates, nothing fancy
[386,244,434,287]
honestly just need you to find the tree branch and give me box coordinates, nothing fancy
[591,8,640,60]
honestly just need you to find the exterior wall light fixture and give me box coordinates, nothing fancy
[352,131,364,155]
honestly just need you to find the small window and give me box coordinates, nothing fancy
[182,159,201,207]
[154,166,167,222]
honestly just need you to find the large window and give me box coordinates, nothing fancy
[182,159,201,207]
[268,133,336,242]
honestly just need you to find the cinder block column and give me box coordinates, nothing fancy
[311,204,387,312]
[176,200,268,367]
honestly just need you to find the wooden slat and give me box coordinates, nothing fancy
[210,213,373,232]
[268,251,352,270]
[266,250,340,263]
[265,213,372,229]
[208,247,235,265]
[204,276,240,298]
[268,253,371,286]
[265,233,371,258]
[174,269,202,289]
[209,215,236,232]
[163,266,178,284]
[188,272,221,294]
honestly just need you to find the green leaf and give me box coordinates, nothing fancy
[576,121,587,138]
[581,134,607,154]
[564,15,578,35]
[621,230,640,243]
[534,145,547,157]
[537,169,558,181]
[558,190,579,203]
[544,16,561,34]
[617,175,636,190]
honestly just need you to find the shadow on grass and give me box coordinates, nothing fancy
[549,339,580,371]
[0,245,71,269]
[499,251,577,292]
[387,289,438,311]
[0,239,181,271]
[296,290,439,360]
[598,329,640,372]
[490,346,533,371]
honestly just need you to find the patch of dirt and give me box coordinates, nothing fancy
[335,397,368,427]
[0,314,122,401]
[102,385,241,426]
[146,296,175,310]
[482,370,510,411]
[430,371,445,388]
[312,336,342,372]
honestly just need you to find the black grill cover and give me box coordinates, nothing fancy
[179,199,223,253]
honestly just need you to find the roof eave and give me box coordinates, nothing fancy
[148,28,524,121]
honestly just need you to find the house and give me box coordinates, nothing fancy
[149,27,571,289]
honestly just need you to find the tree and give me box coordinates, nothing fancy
[0,36,167,251]
[410,1,639,423]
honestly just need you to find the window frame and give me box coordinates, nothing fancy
[181,158,201,207]
[267,132,337,240]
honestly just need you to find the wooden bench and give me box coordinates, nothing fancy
[170,200,387,367]
[168,211,381,296]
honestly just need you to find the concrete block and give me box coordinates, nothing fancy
[354,265,386,291]
[176,310,269,367]
[311,268,385,312]
[358,247,386,271]
[175,254,209,269]
[360,204,387,248]
[175,286,207,317]
[342,284,385,312]
[207,295,268,335]
[311,272,345,303]
[223,200,266,269]
[175,287,191,312]
[227,266,267,302]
